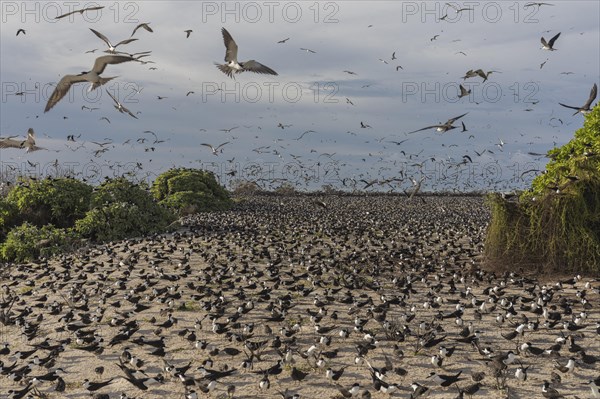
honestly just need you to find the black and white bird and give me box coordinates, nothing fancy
[427,371,463,387]
[542,380,564,398]
[216,28,278,79]
[541,32,561,50]
[201,142,230,156]
[105,89,138,119]
[89,28,138,53]
[408,113,468,134]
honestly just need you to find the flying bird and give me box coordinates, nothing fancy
[44,55,136,112]
[55,6,104,19]
[105,89,138,119]
[541,32,561,50]
[524,2,555,8]
[559,83,597,115]
[201,142,230,155]
[300,48,316,53]
[16,29,25,36]
[89,28,138,53]
[130,23,153,37]
[0,128,45,152]
[408,113,468,134]
[458,84,471,98]
[184,29,193,38]
[216,28,278,79]
[278,38,290,43]
[462,69,500,82]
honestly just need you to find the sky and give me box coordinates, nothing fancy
[1,0,599,192]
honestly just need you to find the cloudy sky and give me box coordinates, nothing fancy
[1,1,598,192]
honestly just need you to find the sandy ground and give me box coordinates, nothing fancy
[1,195,598,399]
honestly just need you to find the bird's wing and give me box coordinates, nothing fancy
[124,106,138,119]
[89,28,113,48]
[221,28,238,62]
[540,37,548,47]
[216,142,231,150]
[0,138,24,149]
[92,55,135,74]
[548,32,561,47]
[105,89,120,106]
[201,143,215,151]
[558,103,580,111]
[584,83,598,108]
[241,60,278,75]
[216,63,234,78]
[447,112,468,124]
[115,38,138,48]
[408,125,439,134]
[131,23,153,37]
[44,74,88,112]
[55,9,79,19]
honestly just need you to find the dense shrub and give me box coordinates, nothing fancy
[0,198,17,241]
[5,177,92,228]
[0,222,73,262]
[76,177,176,242]
[486,104,600,273]
[152,168,232,214]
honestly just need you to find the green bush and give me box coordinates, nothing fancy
[5,177,92,228]
[76,177,176,242]
[151,168,232,214]
[0,222,73,262]
[486,104,600,273]
[0,198,17,241]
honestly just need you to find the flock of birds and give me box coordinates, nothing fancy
[0,3,598,193]
[0,196,599,399]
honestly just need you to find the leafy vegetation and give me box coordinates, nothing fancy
[0,169,232,262]
[151,168,232,214]
[76,177,177,242]
[0,222,74,262]
[5,177,92,228]
[486,104,600,273]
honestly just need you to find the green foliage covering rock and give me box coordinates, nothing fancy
[486,104,600,273]
[151,168,232,214]
[0,222,73,262]
[5,177,92,228]
[76,177,176,242]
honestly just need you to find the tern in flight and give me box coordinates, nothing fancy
[0,128,45,152]
[130,23,153,37]
[408,113,468,134]
[216,28,278,79]
[105,89,138,119]
[55,6,104,19]
[89,28,138,53]
[44,55,136,112]
[541,32,560,50]
[201,142,230,155]
[559,83,597,115]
